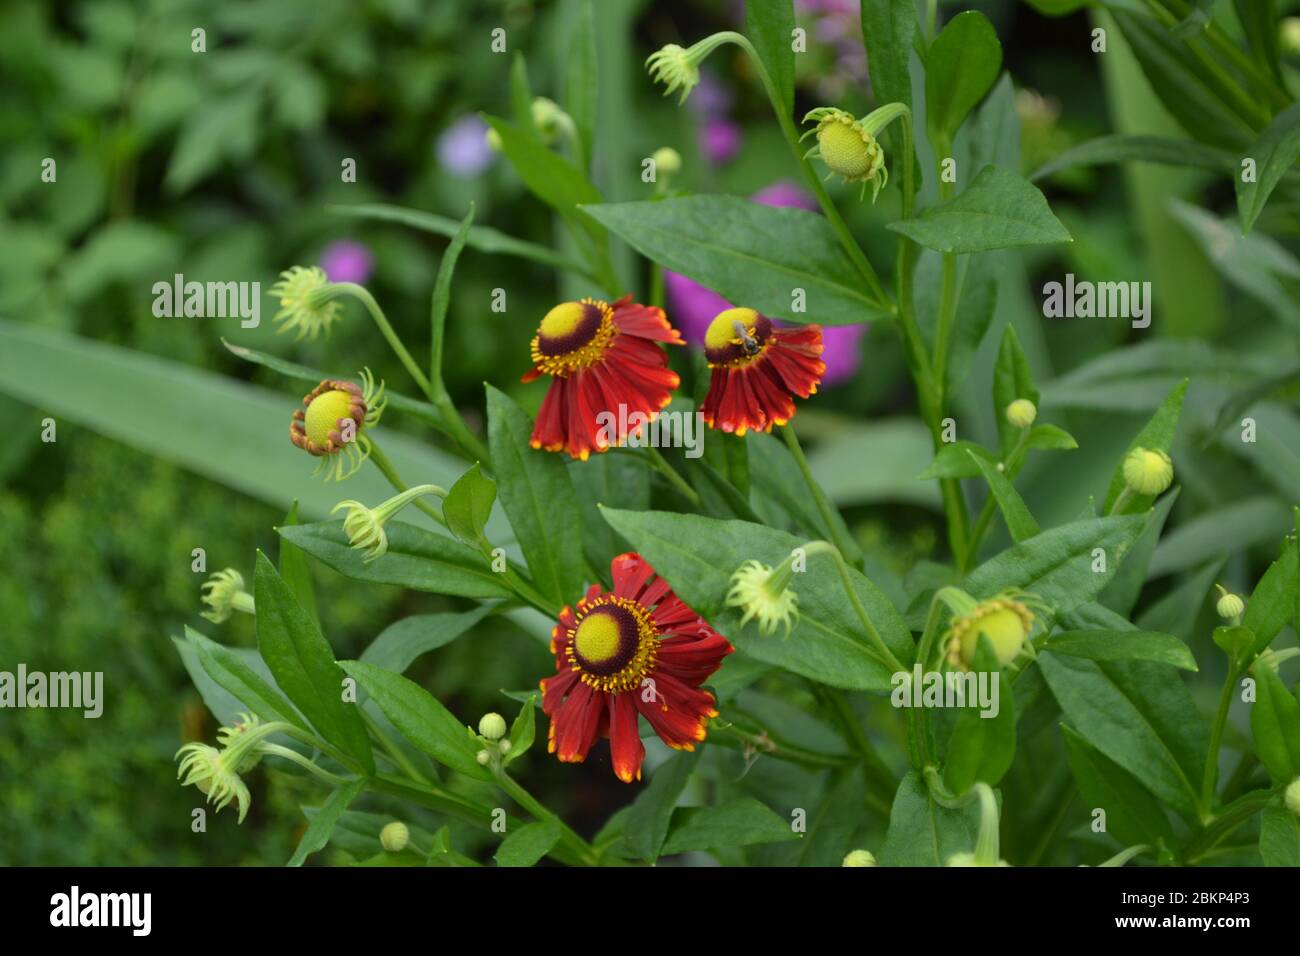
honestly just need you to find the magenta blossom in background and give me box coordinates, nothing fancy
[437,115,495,177]
[319,240,374,285]
[665,181,868,387]
[699,117,743,166]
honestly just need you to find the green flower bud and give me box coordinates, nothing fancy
[1286,779,1300,817]
[478,712,508,740]
[380,821,410,853]
[1215,587,1245,621]
[1122,447,1173,496]
[652,146,682,176]
[842,849,877,867]
[1005,398,1037,429]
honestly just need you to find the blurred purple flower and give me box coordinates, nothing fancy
[665,181,868,387]
[437,115,495,177]
[687,70,734,119]
[319,239,374,285]
[699,117,743,166]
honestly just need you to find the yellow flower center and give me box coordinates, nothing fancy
[818,120,874,179]
[704,308,772,367]
[567,597,659,693]
[956,602,1032,668]
[305,389,357,447]
[531,298,615,377]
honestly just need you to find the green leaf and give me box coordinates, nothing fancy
[918,440,997,480]
[746,0,796,116]
[1250,663,1300,783]
[1043,629,1197,670]
[430,205,475,389]
[963,513,1147,614]
[1025,424,1077,451]
[254,553,373,773]
[278,521,511,600]
[880,771,982,866]
[970,452,1039,543]
[174,636,264,728]
[1260,803,1300,867]
[443,462,497,548]
[945,253,1002,395]
[482,114,604,245]
[1212,625,1256,671]
[359,606,494,673]
[279,500,318,630]
[925,10,1002,144]
[287,779,365,867]
[805,418,940,508]
[620,750,699,862]
[660,797,798,855]
[1103,379,1187,514]
[509,54,536,140]
[943,634,1016,793]
[338,660,491,781]
[505,694,536,766]
[1031,134,1236,182]
[1235,0,1282,86]
[1149,496,1292,578]
[888,166,1071,254]
[1243,528,1299,655]
[485,385,586,607]
[186,626,308,732]
[495,820,561,867]
[583,196,892,326]
[1169,0,1215,38]
[1038,650,1200,818]
[1061,725,1174,849]
[601,508,914,691]
[566,0,598,171]
[993,325,1039,459]
[1099,488,1178,617]
[860,0,916,112]
[327,202,595,278]
[1236,103,1300,234]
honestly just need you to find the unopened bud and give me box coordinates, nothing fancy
[380,821,410,852]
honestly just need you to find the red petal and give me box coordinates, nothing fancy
[607,692,645,783]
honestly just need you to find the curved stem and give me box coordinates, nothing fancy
[260,743,351,786]
[368,439,448,528]
[1184,789,1274,863]
[778,424,858,565]
[494,769,600,866]
[642,446,703,508]
[1201,665,1239,812]
[329,283,433,399]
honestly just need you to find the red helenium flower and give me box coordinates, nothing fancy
[540,552,734,783]
[522,295,684,460]
[700,307,825,435]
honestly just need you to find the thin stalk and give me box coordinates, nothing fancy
[368,439,447,528]
[778,424,859,565]
[495,770,600,866]
[361,707,430,785]
[1184,789,1274,863]
[820,687,900,799]
[717,721,856,771]
[1200,665,1239,812]
[328,283,433,399]
[641,446,703,508]
[260,743,352,786]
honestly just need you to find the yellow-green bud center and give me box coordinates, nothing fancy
[1123,447,1174,496]
[818,121,874,179]
[1006,399,1037,429]
[380,821,410,852]
[478,712,508,741]
[305,389,356,447]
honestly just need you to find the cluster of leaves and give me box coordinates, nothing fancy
[2,1,1299,866]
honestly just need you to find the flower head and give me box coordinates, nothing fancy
[646,44,700,104]
[1123,447,1174,496]
[700,307,825,435]
[541,552,734,782]
[331,484,446,561]
[200,568,254,623]
[802,108,887,201]
[289,369,386,481]
[478,712,508,741]
[270,266,343,340]
[945,592,1038,670]
[531,97,576,145]
[726,559,800,637]
[1006,399,1037,429]
[1215,585,1245,621]
[651,146,682,176]
[176,742,252,822]
[523,295,683,460]
[380,821,410,852]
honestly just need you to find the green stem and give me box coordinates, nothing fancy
[495,769,600,866]
[361,707,430,785]
[778,424,859,565]
[1184,789,1274,863]
[328,283,433,399]
[260,743,352,786]
[368,439,447,528]
[963,429,1031,570]
[717,719,856,771]
[642,447,703,508]
[710,31,890,307]
[819,687,898,790]
[431,390,491,464]
[1201,665,1239,812]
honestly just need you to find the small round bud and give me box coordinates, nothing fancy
[842,849,876,867]
[485,127,503,152]
[1282,17,1300,57]
[476,749,491,765]
[1286,779,1300,817]
[498,739,513,754]
[478,712,508,740]
[380,821,410,853]
[1005,398,1037,429]
[651,147,682,176]
[1122,447,1174,496]
[1215,591,1245,620]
